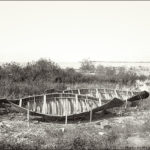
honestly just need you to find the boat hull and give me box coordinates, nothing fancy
[3,89,149,120]
[5,94,124,120]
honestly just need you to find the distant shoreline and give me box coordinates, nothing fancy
[91,61,150,63]
[0,60,150,69]
[58,61,150,69]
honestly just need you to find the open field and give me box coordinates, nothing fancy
[0,59,150,149]
[1,97,150,150]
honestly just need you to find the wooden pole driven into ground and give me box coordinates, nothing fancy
[42,94,47,114]
[115,90,118,98]
[75,94,78,114]
[27,101,30,127]
[125,91,128,110]
[78,89,80,95]
[90,107,92,122]
[65,99,68,124]
[125,99,127,110]
[19,98,22,107]
[33,96,36,112]
[90,103,93,122]
[96,89,102,106]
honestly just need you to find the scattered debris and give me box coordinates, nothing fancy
[127,135,150,147]
[60,128,65,133]
[32,120,39,124]
[98,132,105,136]
[104,125,112,130]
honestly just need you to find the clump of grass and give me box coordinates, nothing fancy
[138,97,150,110]
[44,128,64,138]
[56,135,97,150]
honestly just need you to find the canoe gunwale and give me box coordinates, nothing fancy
[19,93,98,102]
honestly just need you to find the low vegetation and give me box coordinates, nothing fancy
[0,58,150,149]
[0,58,148,98]
[1,99,150,150]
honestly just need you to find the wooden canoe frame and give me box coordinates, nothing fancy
[4,89,149,120]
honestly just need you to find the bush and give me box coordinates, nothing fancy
[95,65,147,85]
[0,58,148,99]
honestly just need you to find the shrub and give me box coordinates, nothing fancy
[0,58,148,98]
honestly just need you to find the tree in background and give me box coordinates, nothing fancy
[80,59,95,73]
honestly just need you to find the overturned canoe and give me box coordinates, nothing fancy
[6,93,125,120]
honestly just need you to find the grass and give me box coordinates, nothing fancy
[0,81,138,100]
[0,59,150,149]
[1,91,150,150]
[1,90,150,150]
[1,99,150,150]
[0,58,148,99]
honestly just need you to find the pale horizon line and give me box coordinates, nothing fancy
[91,61,150,63]
[1,60,150,64]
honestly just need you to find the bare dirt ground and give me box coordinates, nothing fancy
[1,102,150,150]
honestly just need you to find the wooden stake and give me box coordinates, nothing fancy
[125,90,128,110]
[65,99,68,124]
[89,102,93,122]
[19,98,22,107]
[125,99,127,110]
[65,112,68,124]
[115,90,119,98]
[90,107,92,122]
[75,94,78,113]
[33,96,36,112]
[27,101,30,127]
[78,89,80,95]
[99,96,102,106]
[96,89,101,106]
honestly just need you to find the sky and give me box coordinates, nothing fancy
[0,1,150,63]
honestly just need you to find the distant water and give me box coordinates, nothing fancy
[1,61,150,69]
[58,61,150,69]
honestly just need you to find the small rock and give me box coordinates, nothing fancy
[96,122,101,125]
[32,120,39,124]
[60,128,65,133]
[0,122,4,128]
[95,122,104,129]
[98,132,104,135]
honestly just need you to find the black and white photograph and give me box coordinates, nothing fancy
[0,1,150,149]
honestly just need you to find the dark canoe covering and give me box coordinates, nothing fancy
[0,98,7,104]
[127,91,149,102]
[0,98,18,106]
